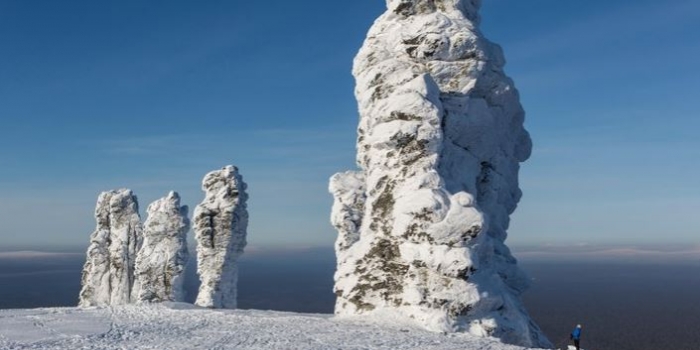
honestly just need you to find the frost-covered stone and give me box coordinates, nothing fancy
[194,165,249,309]
[79,189,142,307]
[330,0,550,347]
[134,191,190,303]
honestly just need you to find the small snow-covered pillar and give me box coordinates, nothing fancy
[79,189,142,306]
[134,191,190,303]
[194,165,249,309]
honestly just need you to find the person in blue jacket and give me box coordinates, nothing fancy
[570,324,582,350]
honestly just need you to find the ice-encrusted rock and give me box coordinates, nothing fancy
[134,191,190,303]
[330,0,550,347]
[79,189,143,307]
[194,165,249,309]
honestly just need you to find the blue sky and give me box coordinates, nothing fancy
[0,0,698,249]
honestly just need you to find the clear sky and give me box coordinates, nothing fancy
[0,0,698,249]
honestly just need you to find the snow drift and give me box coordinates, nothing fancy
[194,165,249,309]
[79,189,143,307]
[0,304,545,350]
[330,0,550,347]
[134,191,190,303]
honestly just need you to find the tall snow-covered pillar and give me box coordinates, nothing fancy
[194,165,249,309]
[134,191,190,303]
[79,189,142,307]
[329,0,551,347]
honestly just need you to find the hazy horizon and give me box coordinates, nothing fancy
[2,243,699,267]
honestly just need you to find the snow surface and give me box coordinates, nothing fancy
[134,191,190,303]
[194,165,249,309]
[0,304,546,350]
[330,0,550,348]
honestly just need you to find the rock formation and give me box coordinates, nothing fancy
[329,0,551,347]
[79,189,142,307]
[194,165,249,309]
[134,191,190,303]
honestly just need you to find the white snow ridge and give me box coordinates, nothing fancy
[79,189,143,307]
[330,0,551,347]
[194,165,249,309]
[134,191,191,303]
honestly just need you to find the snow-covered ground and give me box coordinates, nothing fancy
[0,304,545,350]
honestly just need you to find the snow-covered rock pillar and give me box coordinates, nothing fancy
[194,165,249,309]
[134,191,190,303]
[79,189,142,307]
[330,0,551,347]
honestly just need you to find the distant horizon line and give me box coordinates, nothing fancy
[1,243,699,264]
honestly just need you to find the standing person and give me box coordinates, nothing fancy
[570,324,583,350]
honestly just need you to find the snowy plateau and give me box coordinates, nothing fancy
[0,303,548,350]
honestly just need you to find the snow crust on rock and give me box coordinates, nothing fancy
[79,189,143,307]
[0,305,547,350]
[194,165,249,309]
[330,0,550,347]
[134,191,190,303]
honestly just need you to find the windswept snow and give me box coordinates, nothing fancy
[0,305,546,350]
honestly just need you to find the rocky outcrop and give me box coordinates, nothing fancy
[79,189,142,307]
[330,0,550,347]
[194,166,249,309]
[134,191,190,303]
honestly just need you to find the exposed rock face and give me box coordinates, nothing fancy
[134,191,190,303]
[194,166,249,309]
[79,189,142,307]
[330,0,550,347]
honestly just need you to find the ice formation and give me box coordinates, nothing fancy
[79,189,143,307]
[330,0,551,347]
[134,191,190,303]
[194,165,249,309]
